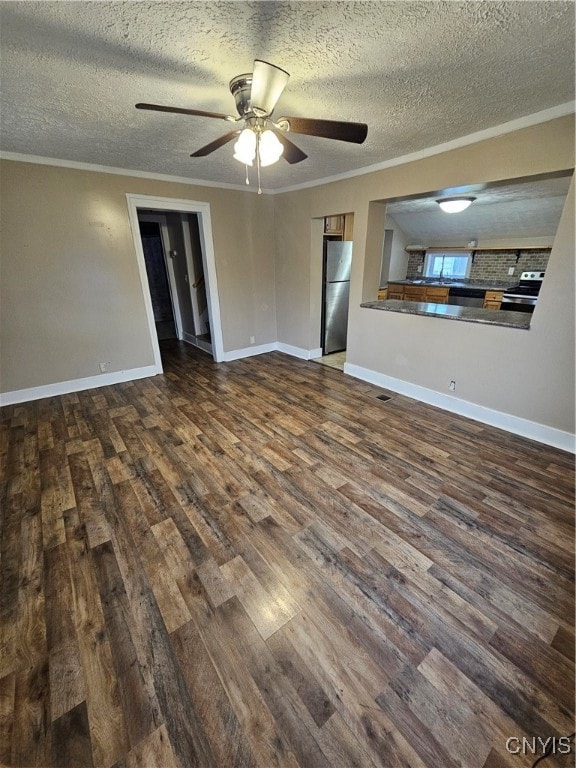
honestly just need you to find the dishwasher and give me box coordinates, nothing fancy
[448,287,485,308]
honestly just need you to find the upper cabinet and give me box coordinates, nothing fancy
[324,213,354,240]
[324,215,344,235]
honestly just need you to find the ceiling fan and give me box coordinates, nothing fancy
[136,59,368,189]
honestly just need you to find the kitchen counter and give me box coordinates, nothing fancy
[361,299,531,329]
[384,279,514,291]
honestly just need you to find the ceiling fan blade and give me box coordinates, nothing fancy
[190,130,240,157]
[280,116,368,144]
[136,103,231,121]
[274,132,308,164]
[250,60,290,116]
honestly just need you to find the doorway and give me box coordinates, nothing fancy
[138,215,178,341]
[127,194,224,370]
[137,210,212,351]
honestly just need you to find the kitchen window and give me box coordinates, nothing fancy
[424,251,472,279]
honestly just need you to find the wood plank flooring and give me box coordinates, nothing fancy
[1,340,574,767]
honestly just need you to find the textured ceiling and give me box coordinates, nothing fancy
[386,175,572,243]
[0,1,574,190]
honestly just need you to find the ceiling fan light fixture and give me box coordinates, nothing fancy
[436,197,476,213]
[233,127,257,165]
[258,129,284,166]
[137,59,367,180]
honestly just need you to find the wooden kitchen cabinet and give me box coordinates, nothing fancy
[403,285,427,302]
[343,214,354,241]
[324,215,345,234]
[387,283,405,300]
[387,283,450,303]
[324,213,354,239]
[483,290,503,310]
[425,286,449,303]
[382,283,506,308]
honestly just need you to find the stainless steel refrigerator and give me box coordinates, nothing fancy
[322,240,352,354]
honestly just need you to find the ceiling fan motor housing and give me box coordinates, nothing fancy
[229,74,254,117]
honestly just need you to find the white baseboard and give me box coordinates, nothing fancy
[182,332,213,354]
[277,342,322,360]
[0,342,322,405]
[344,362,575,453]
[222,342,278,362]
[223,341,323,362]
[0,365,160,406]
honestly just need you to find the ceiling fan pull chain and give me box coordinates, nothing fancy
[256,139,262,195]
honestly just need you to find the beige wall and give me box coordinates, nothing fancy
[384,214,410,281]
[0,161,276,392]
[1,115,574,436]
[352,179,574,432]
[273,115,575,433]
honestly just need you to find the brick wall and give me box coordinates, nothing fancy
[405,249,550,280]
[406,252,424,276]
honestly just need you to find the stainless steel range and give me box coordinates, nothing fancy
[501,271,545,313]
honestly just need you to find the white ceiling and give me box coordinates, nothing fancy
[0,1,574,191]
[386,174,573,243]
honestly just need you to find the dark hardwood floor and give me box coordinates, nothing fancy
[0,341,574,767]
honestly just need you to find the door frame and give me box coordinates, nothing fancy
[137,212,184,341]
[126,194,225,368]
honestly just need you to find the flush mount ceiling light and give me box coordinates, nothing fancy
[436,197,476,213]
[136,59,368,193]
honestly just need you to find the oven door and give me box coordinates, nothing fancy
[500,295,537,313]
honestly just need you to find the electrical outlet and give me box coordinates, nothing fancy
[508,267,515,275]
[449,380,456,392]
[99,361,110,373]
[249,336,255,345]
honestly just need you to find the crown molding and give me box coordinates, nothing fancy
[272,102,576,194]
[0,151,265,193]
[1,102,573,196]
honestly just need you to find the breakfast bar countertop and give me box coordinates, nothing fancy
[361,299,532,329]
